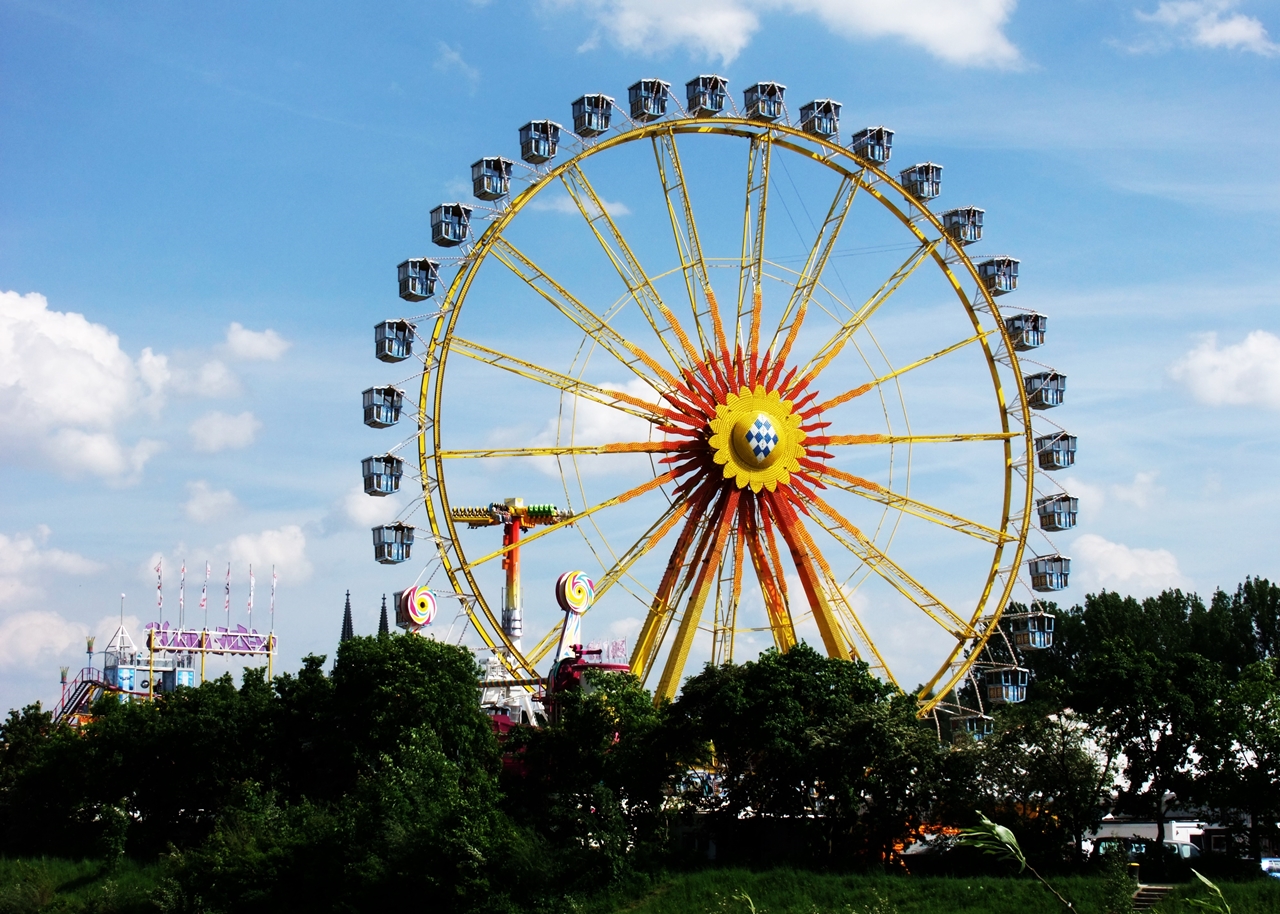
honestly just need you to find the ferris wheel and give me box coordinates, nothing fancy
[360,76,1078,719]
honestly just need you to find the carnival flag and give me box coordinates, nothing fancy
[179,561,186,628]
[155,559,162,623]
[199,561,209,625]
[224,563,231,627]
[270,566,277,630]
[248,565,255,628]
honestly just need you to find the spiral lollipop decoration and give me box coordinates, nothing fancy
[407,585,438,627]
[555,571,594,615]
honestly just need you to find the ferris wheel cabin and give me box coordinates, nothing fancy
[985,668,1029,704]
[1029,554,1071,592]
[571,94,614,136]
[743,82,785,121]
[686,75,728,117]
[1005,312,1047,350]
[942,206,984,245]
[1036,494,1078,532]
[849,126,894,164]
[374,319,416,363]
[1025,371,1066,409]
[629,79,670,121]
[430,203,472,246]
[900,163,943,201]
[1007,611,1056,650]
[362,386,404,429]
[1035,432,1077,470]
[472,157,514,200]
[956,715,995,740]
[979,257,1020,295]
[397,258,439,301]
[800,99,841,138]
[372,523,415,564]
[519,121,562,164]
[361,454,404,496]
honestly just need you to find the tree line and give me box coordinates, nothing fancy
[0,577,1276,912]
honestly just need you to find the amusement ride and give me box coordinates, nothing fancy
[359,76,1078,732]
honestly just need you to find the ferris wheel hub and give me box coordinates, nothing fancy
[708,385,807,493]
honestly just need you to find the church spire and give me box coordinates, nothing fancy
[378,594,390,636]
[340,590,354,643]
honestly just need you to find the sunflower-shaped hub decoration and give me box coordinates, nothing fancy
[709,386,806,492]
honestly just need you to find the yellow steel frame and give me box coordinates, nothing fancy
[414,116,1036,717]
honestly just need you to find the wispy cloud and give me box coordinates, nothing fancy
[1134,1,1279,56]
[547,0,1022,68]
[435,42,480,87]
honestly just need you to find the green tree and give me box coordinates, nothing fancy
[673,644,942,863]
[966,704,1115,866]
[1195,659,1280,860]
[1056,590,1220,869]
[503,669,690,882]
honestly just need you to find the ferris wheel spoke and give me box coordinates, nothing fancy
[560,164,704,375]
[653,131,730,364]
[489,236,677,393]
[762,492,852,660]
[736,135,772,350]
[461,470,675,571]
[523,498,690,668]
[630,477,721,682]
[810,464,1014,546]
[810,329,995,414]
[764,172,862,389]
[741,501,797,651]
[655,488,741,700]
[776,490,898,682]
[594,498,690,602]
[815,431,1017,446]
[438,441,687,460]
[787,239,940,397]
[803,489,977,640]
[448,336,683,425]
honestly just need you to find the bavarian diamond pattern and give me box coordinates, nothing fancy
[743,415,779,463]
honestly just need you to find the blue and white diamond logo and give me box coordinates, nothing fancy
[742,415,780,464]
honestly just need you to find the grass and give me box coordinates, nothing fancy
[591,868,1280,914]
[0,858,163,913]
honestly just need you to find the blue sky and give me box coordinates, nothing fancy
[1,0,1277,713]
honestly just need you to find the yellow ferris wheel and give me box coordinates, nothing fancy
[361,76,1077,719]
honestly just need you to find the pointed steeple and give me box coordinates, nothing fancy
[378,594,390,636]
[340,590,354,643]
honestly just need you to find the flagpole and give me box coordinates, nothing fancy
[247,565,255,632]
[179,561,186,630]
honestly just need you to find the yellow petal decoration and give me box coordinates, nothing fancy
[707,386,807,493]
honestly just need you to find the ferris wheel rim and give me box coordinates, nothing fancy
[414,115,1036,715]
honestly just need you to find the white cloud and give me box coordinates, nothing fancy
[225,322,291,361]
[190,410,262,452]
[1170,330,1280,409]
[1070,533,1190,598]
[0,611,88,670]
[172,359,240,397]
[184,481,238,522]
[0,527,102,607]
[1136,1,1279,55]
[223,526,313,581]
[1111,471,1164,510]
[0,290,167,480]
[550,0,1021,67]
[343,483,404,527]
[530,191,631,216]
